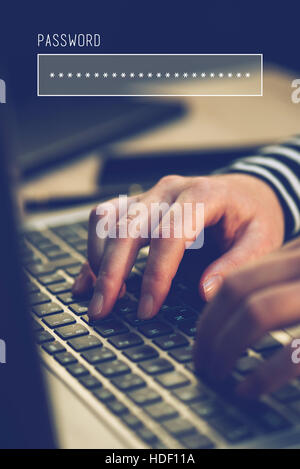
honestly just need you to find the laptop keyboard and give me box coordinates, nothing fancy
[22,221,300,448]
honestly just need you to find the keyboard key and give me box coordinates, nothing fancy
[94,319,129,338]
[153,332,189,350]
[79,375,102,390]
[108,333,143,350]
[128,388,162,406]
[272,384,300,403]
[169,346,193,363]
[29,292,51,306]
[69,302,89,316]
[67,363,89,378]
[191,399,223,420]
[55,324,88,340]
[27,258,81,277]
[122,413,143,430]
[42,341,65,355]
[139,358,174,375]
[173,385,209,403]
[138,320,172,338]
[210,413,254,443]
[35,330,54,344]
[43,313,76,329]
[46,249,70,261]
[55,352,77,366]
[47,282,73,294]
[106,400,129,416]
[65,265,82,277]
[178,320,197,337]
[145,402,178,422]
[243,401,291,432]
[39,274,65,286]
[181,433,214,449]
[33,302,63,318]
[27,282,40,294]
[123,345,159,363]
[32,320,43,332]
[136,427,158,445]
[252,335,282,353]
[57,292,77,305]
[93,388,115,403]
[82,347,116,364]
[112,374,146,392]
[163,306,196,324]
[163,417,196,438]
[123,313,146,327]
[155,371,190,389]
[68,335,102,352]
[95,360,130,378]
[235,356,260,374]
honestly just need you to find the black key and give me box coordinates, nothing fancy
[35,330,54,344]
[191,399,223,420]
[57,292,77,305]
[33,302,63,318]
[128,388,162,406]
[39,243,60,253]
[68,335,102,352]
[244,401,290,433]
[95,360,130,378]
[178,320,197,337]
[55,324,88,340]
[153,332,189,351]
[94,319,129,338]
[112,374,146,392]
[82,347,116,364]
[108,333,143,350]
[181,433,215,449]
[65,265,82,277]
[173,385,209,403]
[210,413,254,443]
[106,400,129,416]
[27,282,39,294]
[122,413,143,430]
[79,375,102,390]
[136,427,158,445]
[29,292,51,306]
[32,320,43,332]
[139,358,174,375]
[55,352,77,366]
[163,306,196,324]
[27,258,81,276]
[39,274,65,286]
[123,345,159,363]
[235,356,260,374]
[47,249,70,261]
[123,313,146,327]
[272,385,300,403]
[69,302,89,316]
[252,335,282,353]
[138,320,172,338]
[67,363,89,378]
[93,388,115,403]
[169,346,193,363]
[163,417,196,438]
[47,282,73,294]
[43,313,76,329]
[145,402,178,422]
[42,341,65,355]
[155,371,190,389]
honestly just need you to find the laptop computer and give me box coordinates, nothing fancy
[2,108,300,450]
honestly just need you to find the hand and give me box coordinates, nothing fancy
[72,173,285,320]
[194,237,300,398]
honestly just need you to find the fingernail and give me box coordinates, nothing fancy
[88,292,104,319]
[202,275,223,301]
[138,294,154,319]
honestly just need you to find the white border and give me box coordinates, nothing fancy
[37,53,263,97]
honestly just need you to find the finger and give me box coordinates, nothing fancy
[237,341,300,398]
[72,262,95,296]
[195,249,300,371]
[88,178,185,319]
[209,280,300,380]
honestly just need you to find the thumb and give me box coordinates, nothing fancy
[199,223,273,301]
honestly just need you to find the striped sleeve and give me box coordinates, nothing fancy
[215,135,300,240]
